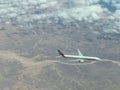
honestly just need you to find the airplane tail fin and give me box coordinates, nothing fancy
[57,50,65,58]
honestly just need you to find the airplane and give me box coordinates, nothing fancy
[57,49,102,63]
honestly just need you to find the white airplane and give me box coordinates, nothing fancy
[57,49,102,63]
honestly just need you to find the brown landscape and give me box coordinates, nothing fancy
[0,22,120,90]
[0,0,120,89]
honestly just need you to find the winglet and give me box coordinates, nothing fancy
[57,50,65,58]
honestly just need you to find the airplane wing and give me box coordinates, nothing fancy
[69,59,84,63]
[77,49,83,56]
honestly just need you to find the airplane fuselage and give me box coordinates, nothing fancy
[64,55,101,61]
[57,49,102,62]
